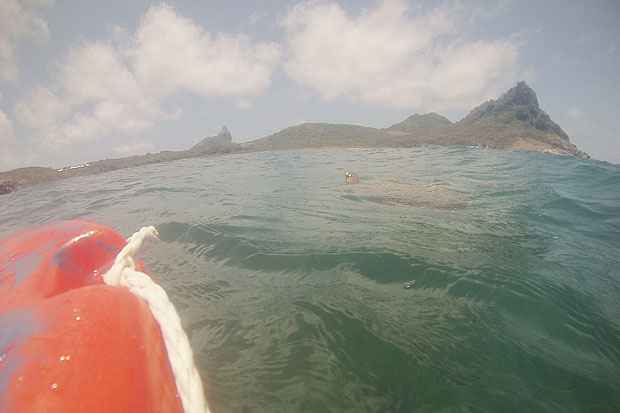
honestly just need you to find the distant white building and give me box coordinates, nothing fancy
[56,163,90,173]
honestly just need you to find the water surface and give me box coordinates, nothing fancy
[1,147,619,412]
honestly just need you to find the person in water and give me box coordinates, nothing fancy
[345,171,359,184]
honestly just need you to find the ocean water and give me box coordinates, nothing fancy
[1,147,619,412]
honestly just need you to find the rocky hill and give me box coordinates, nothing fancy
[246,81,588,158]
[446,81,586,156]
[386,112,453,134]
[243,123,392,151]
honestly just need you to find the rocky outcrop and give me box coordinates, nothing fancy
[190,126,236,154]
[451,81,587,157]
[0,181,17,195]
[460,81,570,141]
[0,167,60,195]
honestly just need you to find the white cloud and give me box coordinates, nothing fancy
[0,109,18,170]
[131,5,280,98]
[0,109,15,142]
[283,0,520,111]
[15,3,280,145]
[0,0,52,82]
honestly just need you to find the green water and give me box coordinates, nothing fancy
[1,147,619,412]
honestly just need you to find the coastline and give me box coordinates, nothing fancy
[0,143,592,195]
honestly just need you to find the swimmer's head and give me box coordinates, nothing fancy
[344,171,359,184]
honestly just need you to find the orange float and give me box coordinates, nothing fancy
[0,220,201,412]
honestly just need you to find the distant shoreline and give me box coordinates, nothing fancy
[0,143,591,196]
[0,82,591,195]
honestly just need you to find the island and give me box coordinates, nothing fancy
[0,82,590,194]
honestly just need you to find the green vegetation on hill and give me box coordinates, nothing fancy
[243,123,392,150]
[386,113,453,134]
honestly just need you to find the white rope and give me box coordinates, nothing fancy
[103,226,208,413]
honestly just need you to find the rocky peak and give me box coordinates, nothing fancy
[218,126,232,141]
[497,81,540,109]
[460,81,569,141]
[463,81,540,123]
[191,126,233,152]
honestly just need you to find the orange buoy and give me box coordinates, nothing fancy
[0,221,186,412]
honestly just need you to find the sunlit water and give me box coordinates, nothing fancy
[1,147,619,412]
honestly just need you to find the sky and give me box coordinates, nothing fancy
[0,0,618,170]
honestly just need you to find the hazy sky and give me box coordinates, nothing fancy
[0,0,618,170]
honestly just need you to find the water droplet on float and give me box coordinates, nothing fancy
[50,383,58,391]
[75,316,81,321]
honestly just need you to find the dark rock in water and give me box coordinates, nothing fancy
[575,149,591,160]
[0,181,17,195]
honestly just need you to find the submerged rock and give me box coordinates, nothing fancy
[341,179,469,210]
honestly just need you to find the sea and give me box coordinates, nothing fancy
[1,146,619,412]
